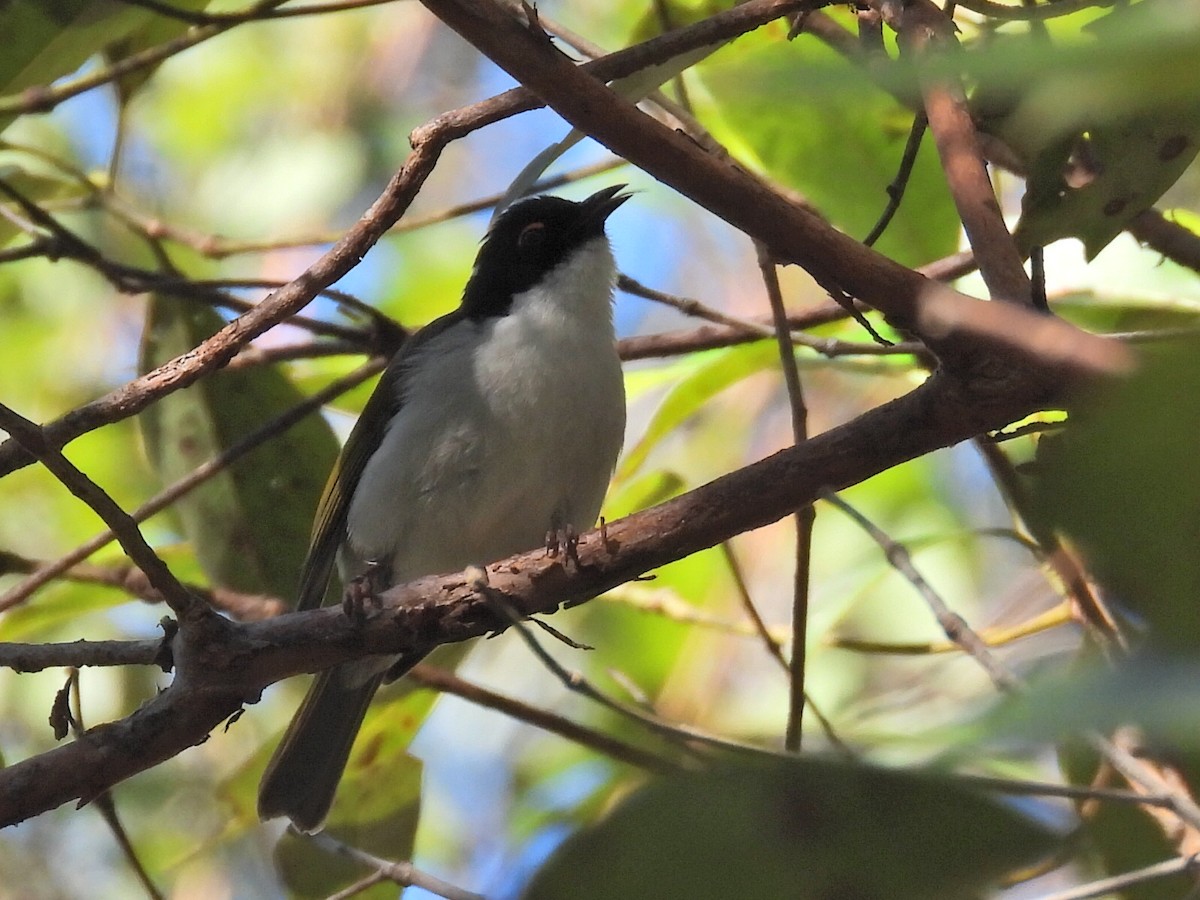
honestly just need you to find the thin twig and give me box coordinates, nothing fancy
[0,403,196,618]
[605,581,791,642]
[619,274,925,359]
[114,0,400,25]
[407,664,678,773]
[818,487,1022,693]
[324,870,386,900]
[0,550,286,622]
[864,113,928,247]
[829,603,1070,655]
[719,543,789,671]
[477,581,772,759]
[1032,853,1200,900]
[756,245,814,751]
[719,543,851,756]
[67,671,167,900]
[619,274,777,337]
[957,771,1179,809]
[1087,732,1200,833]
[0,186,386,346]
[304,831,484,900]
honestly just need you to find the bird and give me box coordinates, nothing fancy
[257,184,630,833]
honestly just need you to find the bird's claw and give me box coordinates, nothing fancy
[545,523,580,568]
[342,561,387,623]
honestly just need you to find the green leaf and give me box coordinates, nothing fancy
[103,0,214,102]
[522,756,1058,900]
[1031,341,1200,653]
[973,3,1200,258]
[1016,115,1200,259]
[138,296,340,602]
[616,341,779,481]
[695,24,959,266]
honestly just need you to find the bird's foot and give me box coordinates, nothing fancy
[544,523,580,569]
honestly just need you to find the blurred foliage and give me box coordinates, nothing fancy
[523,756,1057,900]
[0,1,1198,899]
[1033,341,1200,652]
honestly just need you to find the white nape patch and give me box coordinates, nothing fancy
[344,236,626,584]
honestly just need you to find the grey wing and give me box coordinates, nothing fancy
[293,311,465,610]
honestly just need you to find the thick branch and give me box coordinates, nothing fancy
[416,0,1123,385]
[0,363,1061,826]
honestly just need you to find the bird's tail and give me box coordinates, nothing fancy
[258,655,419,833]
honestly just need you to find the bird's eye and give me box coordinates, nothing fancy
[517,221,546,252]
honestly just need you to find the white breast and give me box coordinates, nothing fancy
[344,237,626,583]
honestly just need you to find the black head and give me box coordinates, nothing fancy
[460,184,630,320]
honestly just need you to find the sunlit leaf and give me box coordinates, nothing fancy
[617,341,779,481]
[695,23,959,266]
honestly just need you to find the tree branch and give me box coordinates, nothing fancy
[0,363,1068,826]
[0,404,196,619]
[881,0,1033,305]
[0,638,168,673]
[415,0,1125,386]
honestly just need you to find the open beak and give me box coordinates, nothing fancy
[580,184,632,226]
